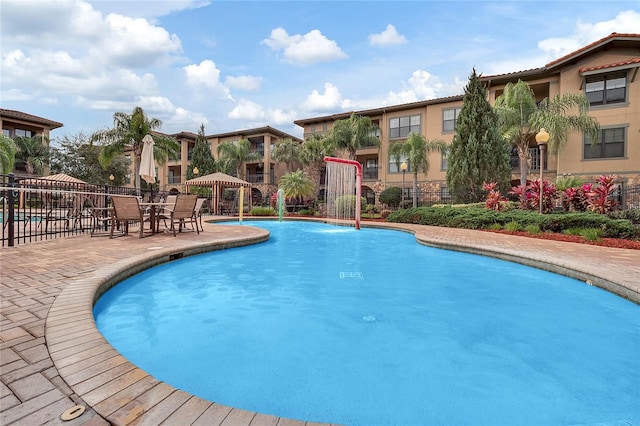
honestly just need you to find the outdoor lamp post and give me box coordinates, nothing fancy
[536,128,550,214]
[193,166,199,176]
[109,174,115,186]
[400,161,408,208]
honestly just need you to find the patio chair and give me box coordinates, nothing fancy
[109,195,149,238]
[156,194,177,230]
[191,197,206,232]
[39,194,77,233]
[165,194,198,237]
[89,194,114,237]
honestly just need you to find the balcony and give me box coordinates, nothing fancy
[510,147,547,171]
[246,173,275,184]
[167,176,181,184]
[363,168,378,180]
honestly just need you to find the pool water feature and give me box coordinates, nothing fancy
[94,221,640,425]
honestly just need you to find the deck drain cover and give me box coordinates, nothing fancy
[61,405,85,421]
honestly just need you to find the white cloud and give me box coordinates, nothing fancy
[300,83,344,111]
[262,27,347,66]
[368,24,407,47]
[228,99,266,121]
[225,75,263,91]
[382,70,466,106]
[183,60,233,99]
[268,109,297,126]
[97,14,183,68]
[538,9,640,63]
[87,0,210,20]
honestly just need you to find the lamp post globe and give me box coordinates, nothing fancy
[400,161,408,208]
[536,128,550,214]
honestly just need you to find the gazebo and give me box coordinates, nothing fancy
[184,172,252,215]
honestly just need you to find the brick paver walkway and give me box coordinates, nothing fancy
[1,219,638,425]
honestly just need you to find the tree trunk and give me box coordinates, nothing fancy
[518,144,528,186]
[412,172,418,208]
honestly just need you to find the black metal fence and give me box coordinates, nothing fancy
[2,172,639,247]
[0,173,162,247]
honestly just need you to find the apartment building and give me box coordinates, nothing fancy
[1,108,63,176]
[159,126,302,204]
[294,32,640,206]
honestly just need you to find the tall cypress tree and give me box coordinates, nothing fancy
[446,68,511,202]
[187,123,216,179]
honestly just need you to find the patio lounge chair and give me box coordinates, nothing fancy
[109,195,148,238]
[164,194,198,237]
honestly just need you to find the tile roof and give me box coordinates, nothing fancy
[579,57,640,73]
[0,108,64,129]
[481,33,640,82]
[546,32,640,68]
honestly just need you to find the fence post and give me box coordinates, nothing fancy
[7,173,15,247]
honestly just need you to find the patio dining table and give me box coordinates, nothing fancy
[139,202,171,234]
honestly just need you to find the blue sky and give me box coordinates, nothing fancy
[2,1,639,142]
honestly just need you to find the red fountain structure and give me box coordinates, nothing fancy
[323,156,362,230]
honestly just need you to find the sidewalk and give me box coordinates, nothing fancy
[1,219,638,425]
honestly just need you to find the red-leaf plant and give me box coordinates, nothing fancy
[482,182,508,211]
[561,183,592,211]
[509,179,556,213]
[586,174,618,214]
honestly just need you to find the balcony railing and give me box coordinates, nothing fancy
[363,168,378,180]
[167,177,181,184]
[510,147,546,171]
[246,173,275,184]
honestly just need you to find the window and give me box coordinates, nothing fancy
[14,129,34,138]
[2,129,10,136]
[441,148,448,170]
[389,155,409,173]
[584,127,625,159]
[389,115,420,138]
[442,108,461,132]
[585,73,626,106]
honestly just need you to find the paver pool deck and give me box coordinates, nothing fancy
[1,218,639,426]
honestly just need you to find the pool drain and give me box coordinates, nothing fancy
[60,405,85,421]
[340,271,363,279]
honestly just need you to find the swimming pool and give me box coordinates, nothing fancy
[94,220,640,425]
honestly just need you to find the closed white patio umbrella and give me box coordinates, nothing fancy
[139,134,156,185]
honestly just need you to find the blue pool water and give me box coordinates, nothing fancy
[94,221,640,425]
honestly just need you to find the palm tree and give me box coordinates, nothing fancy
[389,132,446,207]
[494,80,600,185]
[279,170,315,207]
[91,107,180,192]
[0,134,17,174]
[216,139,262,181]
[271,138,301,171]
[299,133,336,198]
[330,113,379,159]
[14,134,50,175]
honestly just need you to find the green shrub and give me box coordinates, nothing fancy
[524,224,540,234]
[580,228,603,241]
[250,206,276,216]
[385,205,639,239]
[504,221,521,232]
[488,223,502,230]
[609,209,640,224]
[379,186,402,208]
[562,228,583,236]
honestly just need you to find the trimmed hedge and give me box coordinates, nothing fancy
[386,206,639,239]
